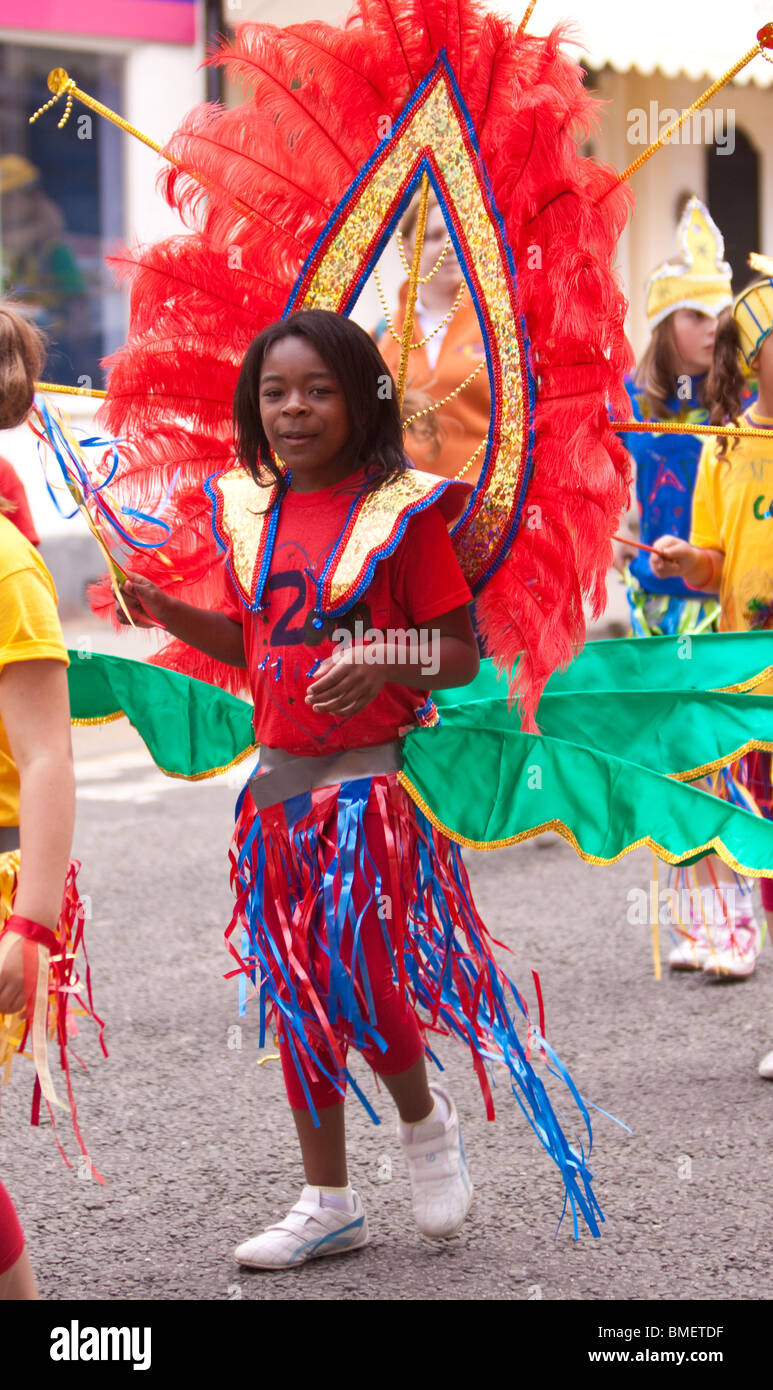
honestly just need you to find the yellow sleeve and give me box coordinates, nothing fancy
[0,567,68,672]
[689,441,722,551]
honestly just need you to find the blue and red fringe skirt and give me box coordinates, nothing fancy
[227,767,605,1237]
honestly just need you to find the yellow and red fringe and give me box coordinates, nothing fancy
[0,851,106,1179]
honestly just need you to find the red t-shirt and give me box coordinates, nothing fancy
[222,475,472,755]
[0,458,39,546]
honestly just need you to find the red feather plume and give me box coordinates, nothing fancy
[92,0,633,728]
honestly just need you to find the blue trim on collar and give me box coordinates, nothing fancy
[205,468,281,614]
[314,477,457,619]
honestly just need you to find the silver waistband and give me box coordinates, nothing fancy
[249,741,403,811]
[0,826,20,854]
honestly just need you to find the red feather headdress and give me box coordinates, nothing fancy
[92,0,633,728]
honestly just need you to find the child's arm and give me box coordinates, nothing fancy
[0,658,74,1015]
[118,577,247,668]
[649,536,724,593]
[306,605,479,717]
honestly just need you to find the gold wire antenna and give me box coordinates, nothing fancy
[516,1,538,39]
[30,68,268,234]
[34,382,107,400]
[396,172,431,410]
[31,68,164,154]
[614,419,773,441]
[617,24,773,184]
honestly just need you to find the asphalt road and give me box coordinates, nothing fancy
[2,692,772,1306]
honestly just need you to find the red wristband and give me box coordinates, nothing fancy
[684,554,717,593]
[3,915,58,953]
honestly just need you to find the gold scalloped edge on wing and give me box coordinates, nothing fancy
[71,712,258,782]
[397,771,773,876]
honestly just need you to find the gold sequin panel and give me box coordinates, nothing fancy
[295,69,528,589]
[215,468,275,602]
[329,470,451,606]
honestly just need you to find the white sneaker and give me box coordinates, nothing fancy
[398,1084,473,1239]
[703,917,761,979]
[758,1049,773,1079]
[234,1187,369,1269]
[668,913,719,971]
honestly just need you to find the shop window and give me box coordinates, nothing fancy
[0,43,125,389]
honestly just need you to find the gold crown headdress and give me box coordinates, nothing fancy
[645,197,733,331]
[733,253,773,368]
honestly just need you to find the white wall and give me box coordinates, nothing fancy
[591,69,773,360]
[221,0,346,23]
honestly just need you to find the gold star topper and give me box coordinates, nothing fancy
[645,197,733,330]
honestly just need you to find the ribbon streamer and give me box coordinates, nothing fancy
[28,398,178,623]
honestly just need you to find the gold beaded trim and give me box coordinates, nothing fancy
[401,363,488,478]
[373,263,465,348]
[401,361,486,425]
[71,711,258,781]
[29,74,76,130]
[454,437,487,480]
[396,228,452,283]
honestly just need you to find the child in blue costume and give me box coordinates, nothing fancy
[616,199,732,638]
[652,255,773,1004]
[616,199,759,975]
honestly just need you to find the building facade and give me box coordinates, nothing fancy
[1,0,771,608]
[0,2,207,605]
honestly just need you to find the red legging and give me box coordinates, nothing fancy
[269,803,424,1111]
[743,753,773,913]
[0,1180,25,1276]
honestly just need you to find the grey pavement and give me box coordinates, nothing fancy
[1,656,772,1302]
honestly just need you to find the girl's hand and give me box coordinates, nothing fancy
[0,935,28,1016]
[306,644,386,717]
[649,534,692,580]
[116,576,170,629]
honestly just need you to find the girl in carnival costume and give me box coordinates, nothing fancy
[650,256,773,1003]
[0,308,102,1298]
[44,0,773,1255]
[119,309,605,1266]
[617,200,759,976]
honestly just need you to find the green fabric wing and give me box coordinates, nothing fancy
[66,649,773,874]
[401,725,773,873]
[433,636,773,708]
[439,688,773,781]
[542,632,773,696]
[67,650,256,780]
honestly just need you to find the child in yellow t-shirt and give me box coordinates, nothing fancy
[649,261,773,1068]
[0,305,102,1299]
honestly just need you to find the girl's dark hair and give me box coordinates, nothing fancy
[0,305,46,430]
[232,309,406,499]
[705,307,747,457]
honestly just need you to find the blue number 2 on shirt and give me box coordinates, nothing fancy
[267,571,308,646]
